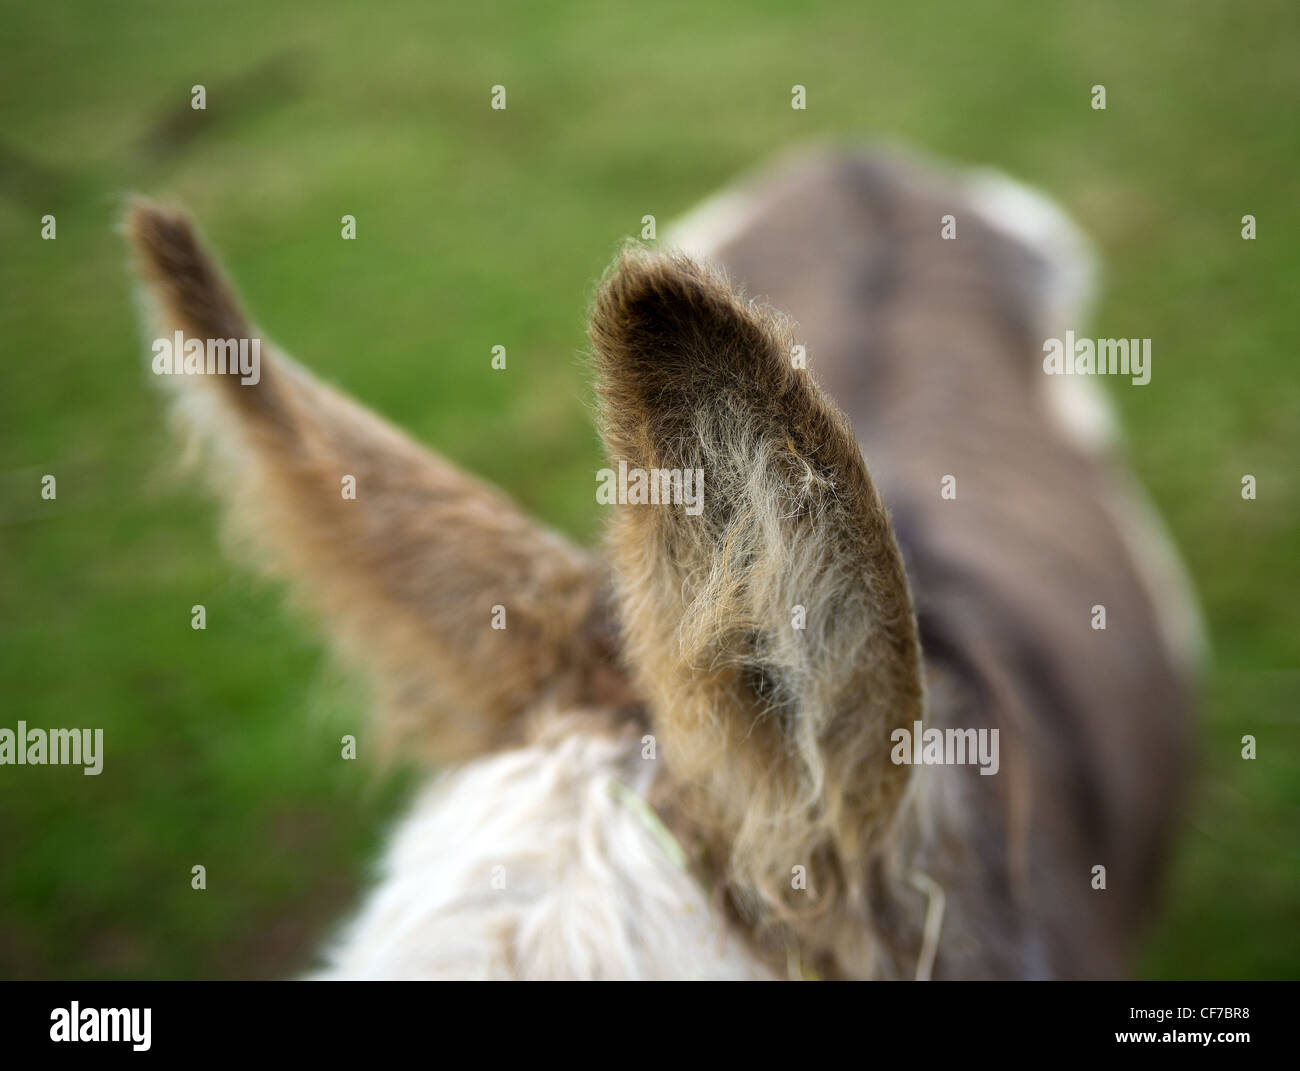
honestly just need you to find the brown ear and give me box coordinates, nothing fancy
[590,248,924,926]
[127,201,622,759]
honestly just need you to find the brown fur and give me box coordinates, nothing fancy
[590,247,923,973]
[126,146,1196,979]
[127,202,629,759]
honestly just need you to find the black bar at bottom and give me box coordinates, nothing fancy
[1,980,1290,1059]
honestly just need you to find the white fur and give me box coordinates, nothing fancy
[663,185,772,260]
[962,168,1099,348]
[312,726,771,980]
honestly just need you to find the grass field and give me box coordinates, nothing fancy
[1,0,1296,978]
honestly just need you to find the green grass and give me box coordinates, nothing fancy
[1,0,1296,978]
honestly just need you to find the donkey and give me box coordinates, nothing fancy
[126,146,1201,980]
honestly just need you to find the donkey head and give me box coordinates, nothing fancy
[128,204,924,978]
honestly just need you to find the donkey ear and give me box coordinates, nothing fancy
[591,248,924,919]
[127,201,623,759]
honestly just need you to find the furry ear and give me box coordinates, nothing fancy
[127,201,626,759]
[590,248,924,933]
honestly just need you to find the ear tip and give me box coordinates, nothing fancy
[125,199,255,349]
[124,197,201,273]
[589,245,803,440]
[594,245,710,326]
[590,244,771,359]
[124,195,188,236]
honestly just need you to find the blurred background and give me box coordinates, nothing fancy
[1,0,1296,978]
